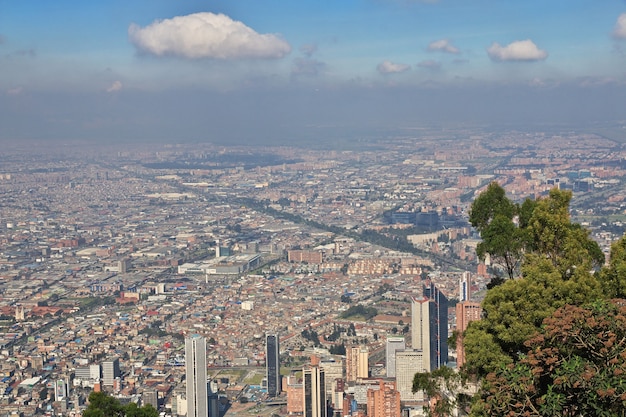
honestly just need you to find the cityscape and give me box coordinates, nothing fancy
[2,1,626,415]
[1,126,626,416]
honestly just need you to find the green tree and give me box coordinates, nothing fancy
[469,182,526,279]
[83,392,125,417]
[413,366,471,417]
[83,391,158,417]
[125,403,159,417]
[476,300,626,416]
[599,234,626,298]
[464,188,605,377]
[525,189,603,273]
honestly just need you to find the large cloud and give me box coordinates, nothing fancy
[427,39,460,54]
[613,13,626,39]
[487,39,548,62]
[377,60,410,74]
[128,12,291,60]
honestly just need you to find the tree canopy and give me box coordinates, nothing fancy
[478,300,626,416]
[83,391,158,417]
[465,187,605,377]
[469,182,530,279]
[422,185,626,416]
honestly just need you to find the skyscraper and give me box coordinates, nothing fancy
[266,334,281,397]
[455,301,482,368]
[102,357,120,387]
[186,335,208,417]
[385,336,406,378]
[459,271,471,302]
[303,365,327,417]
[411,282,448,371]
[395,350,426,403]
[346,346,368,382]
[367,380,401,417]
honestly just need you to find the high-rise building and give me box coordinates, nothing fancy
[266,334,281,397]
[459,271,471,302]
[303,366,327,417]
[102,357,120,387]
[286,376,304,415]
[346,346,368,382]
[186,335,208,417]
[385,336,406,378]
[367,380,401,417]
[395,350,426,403]
[455,301,483,368]
[208,380,220,417]
[411,283,448,371]
[319,357,343,397]
[143,390,159,410]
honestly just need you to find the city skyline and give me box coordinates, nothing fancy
[1,1,625,143]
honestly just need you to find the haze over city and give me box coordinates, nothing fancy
[1,1,626,143]
[3,2,626,417]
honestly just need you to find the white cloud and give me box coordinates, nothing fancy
[6,87,22,95]
[128,12,291,60]
[427,39,460,54]
[487,39,548,62]
[613,13,626,39]
[106,81,123,93]
[377,60,410,74]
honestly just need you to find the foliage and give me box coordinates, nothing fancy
[125,403,159,417]
[325,323,345,342]
[459,186,626,416]
[301,328,321,346]
[339,304,378,320]
[413,366,471,417]
[83,392,125,417]
[469,182,528,279]
[476,300,626,416]
[329,343,346,355]
[464,188,605,377]
[83,391,158,417]
[599,234,626,298]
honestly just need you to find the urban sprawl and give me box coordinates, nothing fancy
[1,128,626,416]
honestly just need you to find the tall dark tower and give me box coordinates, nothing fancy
[266,334,281,397]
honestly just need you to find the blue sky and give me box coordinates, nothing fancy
[1,1,625,143]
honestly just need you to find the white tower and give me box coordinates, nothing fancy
[186,335,208,417]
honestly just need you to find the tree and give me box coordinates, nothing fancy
[525,189,603,273]
[413,366,471,417]
[83,391,158,417]
[83,392,125,417]
[464,188,605,377]
[460,187,626,416]
[476,300,626,416]
[125,403,158,417]
[599,234,626,298]
[469,182,525,279]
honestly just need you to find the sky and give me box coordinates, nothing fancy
[1,1,625,144]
